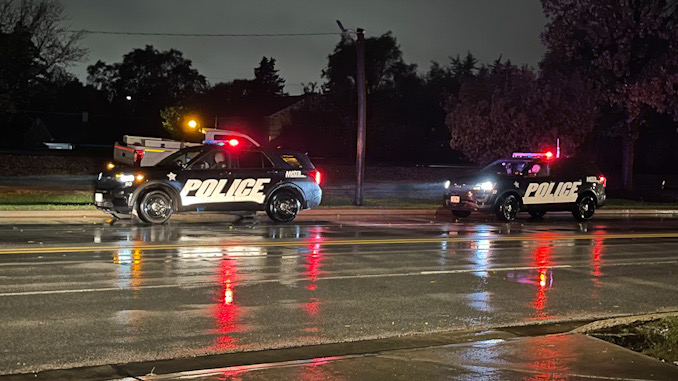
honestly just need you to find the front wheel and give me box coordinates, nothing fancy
[137,190,173,224]
[496,194,520,222]
[266,191,301,223]
[572,195,596,221]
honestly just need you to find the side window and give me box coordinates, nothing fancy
[235,151,274,169]
[527,162,551,177]
[187,151,231,170]
[550,159,579,178]
[174,150,203,168]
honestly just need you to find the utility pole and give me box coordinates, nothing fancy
[337,20,367,206]
[355,28,367,206]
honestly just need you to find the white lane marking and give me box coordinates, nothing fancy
[2,260,677,298]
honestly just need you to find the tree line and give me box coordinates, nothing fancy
[1,0,677,190]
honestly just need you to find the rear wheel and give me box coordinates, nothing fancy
[528,210,546,219]
[137,190,173,224]
[572,195,596,221]
[266,191,301,223]
[496,194,520,222]
[452,210,471,218]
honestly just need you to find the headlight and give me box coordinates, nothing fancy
[116,174,135,182]
[473,181,495,191]
[444,180,451,189]
[116,173,146,183]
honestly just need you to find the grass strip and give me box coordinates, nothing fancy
[591,317,678,365]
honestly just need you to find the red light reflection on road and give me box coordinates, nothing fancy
[525,335,574,379]
[590,231,606,301]
[591,231,605,281]
[305,243,323,291]
[299,357,343,381]
[213,257,240,351]
[302,242,324,339]
[530,233,556,320]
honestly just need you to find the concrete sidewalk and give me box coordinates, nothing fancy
[6,328,676,380]
[139,332,678,380]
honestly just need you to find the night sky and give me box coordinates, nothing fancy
[62,0,547,94]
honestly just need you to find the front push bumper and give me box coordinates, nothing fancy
[94,189,134,215]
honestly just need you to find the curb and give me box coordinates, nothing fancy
[571,311,678,334]
[1,208,678,220]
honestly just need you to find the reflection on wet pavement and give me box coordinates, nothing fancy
[2,217,678,374]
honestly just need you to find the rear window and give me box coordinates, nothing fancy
[280,154,304,168]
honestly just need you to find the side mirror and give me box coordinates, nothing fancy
[175,159,183,168]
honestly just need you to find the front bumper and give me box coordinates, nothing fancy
[443,189,497,212]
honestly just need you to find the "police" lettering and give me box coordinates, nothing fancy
[180,178,271,205]
[523,181,581,204]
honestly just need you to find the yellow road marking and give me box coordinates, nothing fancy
[1,231,678,255]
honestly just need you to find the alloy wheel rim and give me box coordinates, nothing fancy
[504,197,518,219]
[146,196,170,219]
[273,196,299,219]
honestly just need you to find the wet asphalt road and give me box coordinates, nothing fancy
[2,213,678,375]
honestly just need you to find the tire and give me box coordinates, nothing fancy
[452,210,471,218]
[528,210,546,219]
[137,190,173,224]
[495,194,520,222]
[266,191,301,223]
[572,195,596,221]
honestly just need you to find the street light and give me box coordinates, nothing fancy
[337,20,367,206]
[187,119,198,129]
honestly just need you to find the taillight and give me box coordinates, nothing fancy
[310,170,322,185]
[599,175,607,187]
[134,150,144,165]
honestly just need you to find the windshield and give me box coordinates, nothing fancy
[156,147,204,167]
[479,159,532,177]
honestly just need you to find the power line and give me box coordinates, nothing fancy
[70,29,340,37]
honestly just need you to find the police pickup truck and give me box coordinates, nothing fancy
[113,129,260,167]
[95,144,322,223]
[442,152,606,221]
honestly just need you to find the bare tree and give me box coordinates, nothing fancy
[0,0,86,80]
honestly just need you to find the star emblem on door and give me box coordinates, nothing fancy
[514,181,520,188]
[167,172,177,181]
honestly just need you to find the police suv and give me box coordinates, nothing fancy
[443,152,607,221]
[94,144,322,223]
